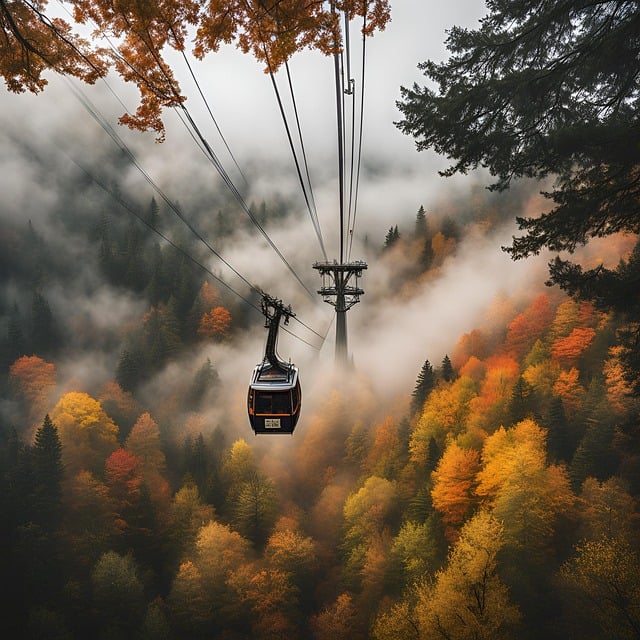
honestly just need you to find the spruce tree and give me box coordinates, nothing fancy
[415,205,427,235]
[384,225,400,249]
[507,375,534,425]
[32,414,64,528]
[411,359,435,415]
[441,354,454,382]
[31,291,57,355]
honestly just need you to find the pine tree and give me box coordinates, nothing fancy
[32,414,64,529]
[384,225,400,249]
[411,359,435,415]
[31,290,57,355]
[415,205,427,235]
[146,196,160,229]
[507,375,534,425]
[441,354,454,382]
[420,236,434,271]
[546,396,572,464]
[116,348,145,392]
[187,358,220,409]
[5,304,26,367]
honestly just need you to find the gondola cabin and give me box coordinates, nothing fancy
[248,361,301,434]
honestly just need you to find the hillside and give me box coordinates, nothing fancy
[1,171,638,639]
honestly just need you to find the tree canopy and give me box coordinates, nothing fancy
[1,0,390,139]
[396,0,640,291]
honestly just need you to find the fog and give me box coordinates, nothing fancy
[0,0,572,452]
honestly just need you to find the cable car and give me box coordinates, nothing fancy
[247,294,302,434]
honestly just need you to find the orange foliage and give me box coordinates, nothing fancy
[9,354,57,418]
[502,294,555,359]
[0,1,107,94]
[468,356,519,426]
[452,329,488,369]
[364,417,402,478]
[459,355,487,382]
[4,1,389,139]
[551,327,596,365]
[105,448,143,505]
[198,306,232,339]
[310,593,360,640]
[431,441,480,541]
[552,367,585,418]
[431,231,457,265]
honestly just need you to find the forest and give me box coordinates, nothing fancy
[1,1,640,639]
[1,177,639,639]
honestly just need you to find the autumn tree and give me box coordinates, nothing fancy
[431,440,480,541]
[576,477,638,544]
[410,375,477,465]
[169,520,250,635]
[468,355,520,432]
[51,391,119,475]
[372,598,420,640]
[413,510,521,640]
[228,564,299,640]
[125,412,170,507]
[476,419,574,556]
[311,593,363,640]
[197,305,232,339]
[389,518,441,587]
[8,354,57,426]
[92,551,146,639]
[2,1,390,140]
[396,1,640,385]
[558,536,640,640]
[265,520,317,594]
[501,295,555,360]
[167,478,215,563]
[342,476,398,593]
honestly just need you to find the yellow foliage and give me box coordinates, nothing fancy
[414,510,521,639]
[410,376,477,465]
[51,391,119,475]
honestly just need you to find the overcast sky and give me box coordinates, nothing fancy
[0,1,488,239]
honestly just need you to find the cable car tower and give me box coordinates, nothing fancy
[312,11,368,367]
[313,260,366,365]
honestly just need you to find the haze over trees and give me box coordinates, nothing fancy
[1,1,639,639]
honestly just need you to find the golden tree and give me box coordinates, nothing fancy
[2,1,391,139]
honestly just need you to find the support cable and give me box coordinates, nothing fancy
[348,11,368,261]
[63,150,324,350]
[285,60,328,260]
[178,48,249,187]
[333,21,346,263]
[268,64,328,261]
[55,0,317,302]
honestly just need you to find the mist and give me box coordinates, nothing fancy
[0,66,554,428]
